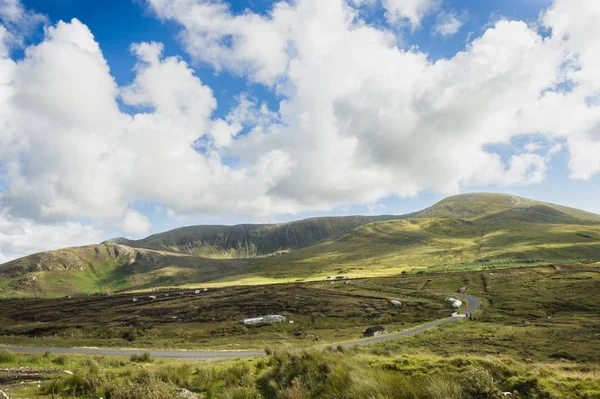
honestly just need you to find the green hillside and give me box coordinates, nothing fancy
[108,215,403,258]
[414,192,600,223]
[1,193,600,297]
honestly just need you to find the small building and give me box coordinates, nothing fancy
[241,314,287,325]
[363,326,388,337]
[390,300,402,307]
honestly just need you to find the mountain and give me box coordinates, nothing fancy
[2,193,600,297]
[106,215,404,258]
[414,193,600,223]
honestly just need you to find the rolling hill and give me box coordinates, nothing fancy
[107,215,404,258]
[2,193,600,297]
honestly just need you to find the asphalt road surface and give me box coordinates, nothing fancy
[1,293,480,359]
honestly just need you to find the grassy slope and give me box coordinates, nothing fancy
[2,193,600,297]
[110,215,404,258]
[0,244,251,298]
[238,210,600,283]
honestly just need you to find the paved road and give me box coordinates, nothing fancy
[1,293,480,359]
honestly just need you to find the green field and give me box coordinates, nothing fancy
[2,262,600,398]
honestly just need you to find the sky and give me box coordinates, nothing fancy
[1,0,600,262]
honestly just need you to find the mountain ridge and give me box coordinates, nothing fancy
[2,193,600,297]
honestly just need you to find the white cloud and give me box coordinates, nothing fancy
[121,209,152,236]
[0,0,45,47]
[434,11,466,36]
[2,0,600,261]
[0,208,101,263]
[381,0,441,28]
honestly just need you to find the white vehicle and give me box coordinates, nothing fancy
[149,295,157,300]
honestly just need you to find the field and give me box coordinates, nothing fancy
[0,280,448,350]
[2,262,599,355]
[2,262,600,398]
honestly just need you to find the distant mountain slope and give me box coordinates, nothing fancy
[1,193,600,297]
[107,215,404,258]
[0,243,250,298]
[250,214,600,280]
[414,193,600,224]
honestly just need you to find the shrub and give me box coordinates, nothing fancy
[280,377,309,399]
[52,355,68,365]
[461,366,503,399]
[106,379,176,399]
[0,350,16,363]
[189,366,218,392]
[157,363,192,387]
[130,352,152,363]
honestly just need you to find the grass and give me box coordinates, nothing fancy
[1,262,600,398]
[1,262,599,358]
[0,280,448,350]
[2,349,600,399]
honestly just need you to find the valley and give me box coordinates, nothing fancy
[1,262,600,398]
[2,193,600,398]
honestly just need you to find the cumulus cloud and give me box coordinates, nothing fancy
[434,11,466,36]
[0,209,101,263]
[2,0,600,261]
[121,209,152,236]
[0,0,45,45]
[380,0,441,28]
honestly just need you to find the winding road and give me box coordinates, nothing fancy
[1,293,480,359]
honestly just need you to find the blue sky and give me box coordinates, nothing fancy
[1,0,600,260]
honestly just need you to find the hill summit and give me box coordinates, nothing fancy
[1,193,599,297]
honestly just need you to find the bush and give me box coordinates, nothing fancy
[52,355,68,365]
[107,379,176,399]
[130,352,152,363]
[157,363,192,387]
[461,366,502,399]
[189,366,218,392]
[0,349,16,363]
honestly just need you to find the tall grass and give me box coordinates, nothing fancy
[37,349,600,399]
[0,349,16,363]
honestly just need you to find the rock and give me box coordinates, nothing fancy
[175,388,204,398]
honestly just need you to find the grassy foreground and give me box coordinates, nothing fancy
[1,263,600,398]
[1,348,599,398]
